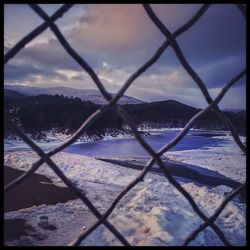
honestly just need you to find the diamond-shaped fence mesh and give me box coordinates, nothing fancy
[4,4,246,246]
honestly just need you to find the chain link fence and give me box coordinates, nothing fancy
[4,4,246,246]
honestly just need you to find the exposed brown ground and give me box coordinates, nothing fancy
[4,166,81,244]
[4,166,79,212]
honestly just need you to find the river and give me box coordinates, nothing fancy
[63,129,242,191]
[63,129,227,157]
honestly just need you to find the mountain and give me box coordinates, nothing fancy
[4,89,28,109]
[223,108,246,114]
[4,89,27,99]
[4,85,145,105]
[4,93,246,137]
[124,100,246,134]
[124,100,199,125]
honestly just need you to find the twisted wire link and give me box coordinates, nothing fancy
[4,3,210,193]
[4,3,246,246]
[4,114,130,246]
[28,4,112,102]
[109,4,211,106]
[23,4,234,245]
[183,182,246,246]
[69,67,246,246]
[4,4,74,64]
[143,4,246,154]
[143,4,246,244]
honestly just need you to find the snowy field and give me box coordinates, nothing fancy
[4,131,246,246]
[165,135,246,184]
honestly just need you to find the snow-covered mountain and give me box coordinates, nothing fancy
[4,85,146,105]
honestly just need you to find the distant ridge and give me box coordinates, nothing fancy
[223,108,246,113]
[4,85,146,105]
[4,88,246,136]
[4,89,28,100]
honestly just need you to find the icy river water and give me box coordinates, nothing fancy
[64,129,227,158]
[64,129,242,189]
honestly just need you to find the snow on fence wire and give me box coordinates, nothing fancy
[4,4,246,246]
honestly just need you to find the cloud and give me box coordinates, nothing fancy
[196,55,246,88]
[4,4,246,109]
[4,55,75,85]
[176,4,246,66]
[68,4,162,53]
[4,61,58,81]
[20,40,83,70]
[210,85,246,110]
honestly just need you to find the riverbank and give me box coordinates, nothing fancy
[4,128,246,246]
[4,151,246,246]
[4,129,246,196]
[164,134,246,184]
[3,127,231,152]
[97,157,245,202]
[4,127,150,148]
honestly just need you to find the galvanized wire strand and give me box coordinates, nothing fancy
[69,67,245,246]
[109,4,210,106]
[183,182,246,246]
[4,106,109,192]
[142,4,246,154]
[28,4,112,102]
[157,69,246,156]
[4,114,130,246]
[4,4,74,64]
[4,3,246,247]
[76,101,231,245]
[154,157,230,246]
[6,5,209,191]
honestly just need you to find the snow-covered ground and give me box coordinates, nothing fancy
[165,135,246,184]
[4,148,246,246]
[4,129,246,246]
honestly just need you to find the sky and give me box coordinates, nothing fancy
[4,4,246,109]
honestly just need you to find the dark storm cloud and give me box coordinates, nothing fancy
[5,4,245,81]
[4,61,68,82]
[13,37,103,74]
[5,63,41,80]
[177,4,246,66]
[148,4,246,88]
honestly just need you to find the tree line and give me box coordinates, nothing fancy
[4,94,246,138]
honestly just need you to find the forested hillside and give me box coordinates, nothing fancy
[4,94,246,138]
